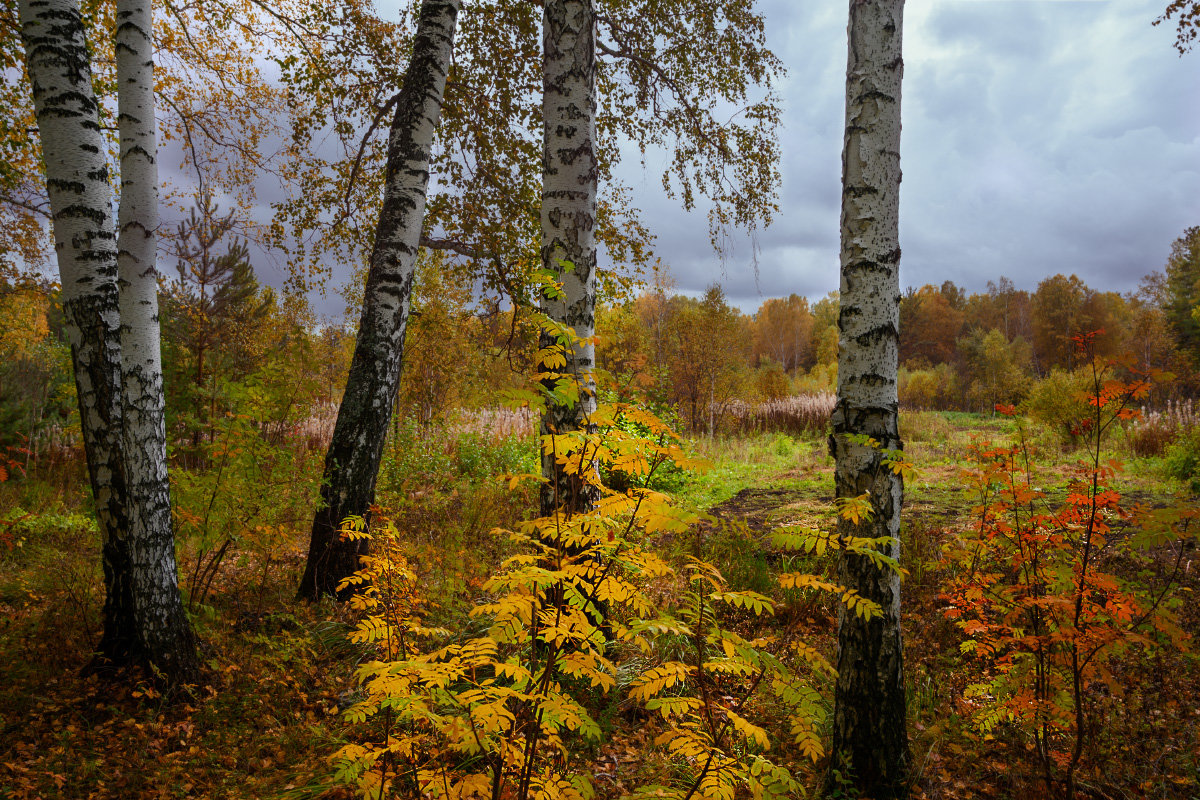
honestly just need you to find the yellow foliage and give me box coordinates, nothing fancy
[627,661,694,703]
[331,356,874,800]
[0,290,49,358]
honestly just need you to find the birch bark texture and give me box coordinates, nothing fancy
[298,0,460,601]
[829,0,908,794]
[539,0,599,517]
[113,0,197,680]
[19,0,197,679]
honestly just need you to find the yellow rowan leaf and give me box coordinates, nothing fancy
[627,661,693,702]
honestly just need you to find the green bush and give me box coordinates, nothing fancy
[453,431,536,481]
[1022,368,1093,444]
[379,420,540,497]
[0,508,96,559]
[1163,428,1200,494]
[899,364,959,411]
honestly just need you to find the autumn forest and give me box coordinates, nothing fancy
[1,1,1199,800]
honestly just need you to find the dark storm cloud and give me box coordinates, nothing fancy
[621,0,1200,311]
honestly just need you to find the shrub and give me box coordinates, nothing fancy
[173,414,319,611]
[1164,427,1200,494]
[941,343,1194,798]
[330,316,890,800]
[899,363,960,411]
[754,361,790,401]
[1022,368,1093,444]
[793,363,836,394]
[0,508,96,560]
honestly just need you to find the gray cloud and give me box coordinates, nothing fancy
[153,1,1196,319]
[622,0,1200,310]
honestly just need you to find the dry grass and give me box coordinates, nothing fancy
[288,405,537,452]
[1127,399,1199,457]
[291,401,338,450]
[720,393,836,437]
[451,406,538,439]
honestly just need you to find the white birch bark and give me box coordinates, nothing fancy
[299,0,460,600]
[829,0,908,794]
[20,0,196,680]
[115,0,196,678]
[540,0,598,517]
[19,0,128,566]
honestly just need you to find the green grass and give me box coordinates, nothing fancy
[672,431,828,511]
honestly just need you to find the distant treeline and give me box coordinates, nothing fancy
[596,227,1200,426]
[3,228,1198,453]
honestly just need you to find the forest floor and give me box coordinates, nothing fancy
[1,413,1198,800]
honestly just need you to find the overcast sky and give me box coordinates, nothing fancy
[626,0,1199,311]
[176,0,1197,319]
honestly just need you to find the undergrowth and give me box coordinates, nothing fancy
[329,316,900,800]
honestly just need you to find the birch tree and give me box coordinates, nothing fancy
[289,0,779,591]
[828,0,908,794]
[19,0,197,680]
[538,0,598,516]
[272,0,782,309]
[297,0,461,601]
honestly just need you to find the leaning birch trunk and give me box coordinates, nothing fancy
[539,0,598,518]
[298,0,460,601]
[828,0,908,795]
[112,0,197,679]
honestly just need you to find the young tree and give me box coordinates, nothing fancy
[594,300,651,399]
[396,256,477,424]
[297,0,461,601]
[19,0,197,680]
[0,284,71,467]
[812,290,841,369]
[669,287,748,434]
[828,0,908,794]
[1163,226,1200,360]
[752,294,814,372]
[632,271,676,402]
[162,194,270,454]
[958,328,1032,413]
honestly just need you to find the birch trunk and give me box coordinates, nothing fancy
[540,0,598,518]
[19,0,128,597]
[113,0,197,679]
[828,0,908,794]
[20,0,197,682]
[18,0,194,681]
[298,0,460,600]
